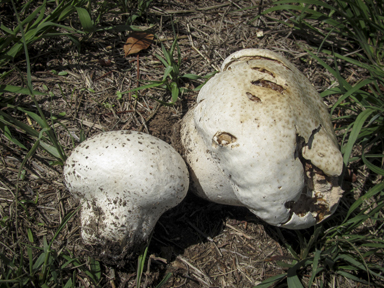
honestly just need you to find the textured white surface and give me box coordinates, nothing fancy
[64,130,189,248]
[181,49,344,229]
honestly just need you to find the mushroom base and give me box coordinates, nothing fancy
[79,199,159,267]
[82,238,147,267]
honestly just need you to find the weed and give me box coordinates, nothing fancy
[136,239,172,288]
[0,206,102,287]
[119,36,205,105]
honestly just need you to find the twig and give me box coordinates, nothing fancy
[138,103,160,132]
[225,223,253,239]
[187,24,220,71]
[93,71,113,82]
[151,3,232,15]
[177,256,212,286]
[187,220,213,242]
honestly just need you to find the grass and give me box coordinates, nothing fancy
[0,0,383,287]
[118,35,207,105]
[0,0,157,287]
[252,0,384,287]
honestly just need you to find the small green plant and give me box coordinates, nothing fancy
[0,0,69,165]
[119,37,203,105]
[0,206,102,287]
[89,0,154,26]
[0,0,95,67]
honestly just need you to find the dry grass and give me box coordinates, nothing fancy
[1,0,382,287]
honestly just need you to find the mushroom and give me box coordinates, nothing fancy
[63,130,189,263]
[180,49,343,229]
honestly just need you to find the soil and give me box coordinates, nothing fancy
[0,0,378,287]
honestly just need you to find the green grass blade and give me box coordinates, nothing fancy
[330,78,374,114]
[163,66,174,81]
[75,7,94,33]
[155,272,172,287]
[58,5,75,22]
[136,245,149,287]
[182,74,200,80]
[335,254,366,270]
[287,272,303,288]
[49,206,81,247]
[170,82,179,103]
[0,120,27,149]
[342,108,375,165]
[32,253,46,271]
[345,181,384,221]
[308,249,322,287]
[336,271,369,284]
[255,273,286,288]
[0,111,38,137]
[27,0,46,31]
[155,53,169,67]
[63,278,73,288]
[89,258,101,283]
[161,43,171,65]
[362,153,384,175]
[0,85,46,95]
[17,106,47,128]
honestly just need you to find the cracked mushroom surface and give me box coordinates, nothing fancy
[63,130,189,264]
[181,49,344,229]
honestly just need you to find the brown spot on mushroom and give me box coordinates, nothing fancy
[223,56,291,71]
[212,132,237,147]
[246,92,262,102]
[251,80,285,94]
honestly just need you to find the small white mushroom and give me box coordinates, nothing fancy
[63,130,189,263]
[180,49,344,229]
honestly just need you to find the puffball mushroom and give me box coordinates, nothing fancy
[180,49,344,230]
[63,130,189,263]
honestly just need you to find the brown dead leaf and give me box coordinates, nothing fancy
[124,31,154,57]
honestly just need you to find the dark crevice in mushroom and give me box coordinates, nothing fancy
[294,134,305,160]
[251,80,284,94]
[246,92,262,102]
[307,125,322,149]
[223,56,291,71]
[251,67,275,77]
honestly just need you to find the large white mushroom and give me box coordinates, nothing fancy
[180,49,344,230]
[64,130,189,263]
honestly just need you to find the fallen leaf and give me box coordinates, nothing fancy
[124,31,154,57]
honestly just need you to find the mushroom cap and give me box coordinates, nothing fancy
[64,130,189,262]
[181,49,343,229]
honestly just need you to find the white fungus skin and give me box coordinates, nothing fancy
[64,130,189,261]
[180,110,242,206]
[181,49,343,229]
